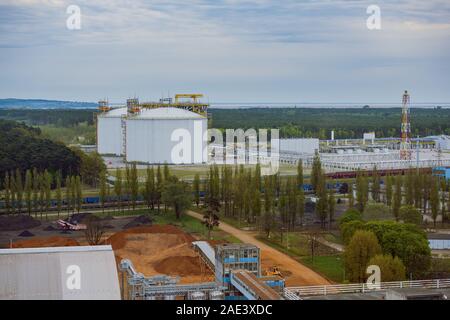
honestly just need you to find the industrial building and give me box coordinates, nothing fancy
[279,138,319,155]
[121,242,286,300]
[0,246,121,300]
[97,107,127,156]
[96,94,208,164]
[126,107,207,164]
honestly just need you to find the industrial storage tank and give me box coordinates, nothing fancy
[97,107,127,156]
[125,107,207,164]
[190,291,206,300]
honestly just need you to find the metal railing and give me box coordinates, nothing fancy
[287,279,450,297]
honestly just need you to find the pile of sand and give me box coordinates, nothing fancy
[11,236,80,248]
[106,225,212,283]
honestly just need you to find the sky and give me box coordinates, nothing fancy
[0,0,449,104]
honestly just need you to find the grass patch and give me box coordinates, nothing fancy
[300,255,345,283]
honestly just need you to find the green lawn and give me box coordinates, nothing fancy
[300,255,345,283]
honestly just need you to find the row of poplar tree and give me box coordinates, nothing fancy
[1,169,83,218]
[348,165,450,226]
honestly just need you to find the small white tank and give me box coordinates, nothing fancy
[209,291,224,300]
[165,295,176,300]
[190,291,206,300]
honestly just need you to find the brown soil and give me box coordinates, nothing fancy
[105,225,213,284]
[187,210,331,286]
[11,236,80,248]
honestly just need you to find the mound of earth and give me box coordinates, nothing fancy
[43,225,57,231]
[122,215,153,229]
[67,213,99,224]
[106,225,211,284]
[18,230,34,237]
[154,256,202,276]
[12,236,80,248]
[0,215,41,231]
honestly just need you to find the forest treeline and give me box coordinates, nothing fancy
[209,108,450,139]
[0,119,81,178]
[0,109,95,127]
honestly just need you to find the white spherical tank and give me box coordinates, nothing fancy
[125,107,207,164]
[97,107,127,156]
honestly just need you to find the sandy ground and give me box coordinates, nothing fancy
[106,225,214,284]
[187,210,331,286]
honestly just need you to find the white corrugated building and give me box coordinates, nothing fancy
[125,107,207,164]
[97,107,127,155]
[0,245,121,300]
[280,138,319,154]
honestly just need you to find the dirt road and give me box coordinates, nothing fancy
[187,210,331,286]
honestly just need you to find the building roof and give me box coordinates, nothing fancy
[100,107,127,117]
[0,245,121,300]
[130,107,205,120]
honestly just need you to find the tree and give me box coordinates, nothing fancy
[399,205,422,225]
[3,172,11,215]
[385,175,393,206]
[348,183,354,208]
[143,166,155,209]
[156,165,163,212]
[368,254,406,282]
[84,216,105,245]
[24,169,32,216]
[297,160,304,188]
[392,175,402,220]
[43,170,52,219]
[405,171,414,206]
[315,174,328,228]
[371,166,381,202]
[328,187,335,228]
[362,202,394,221]
[339,208,362,227]
[193,174,201,208]
[262,175,275,238]
[75,176,82,214]
[99,171,107,213]
[161,176,192,219]
[15,169,23,214]
[130,163,139,210]
[311,151,322,192]
[305,230,320,264]
[55,172,62,218]
[114,168,123,213]
[32,168,39,216]
[429,177,440,227]
[298,181,305,226]
[203,200,220,240]
[65,176,72,215]
[344,230,382,283]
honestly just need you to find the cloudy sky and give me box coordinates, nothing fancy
[0,0,449,103]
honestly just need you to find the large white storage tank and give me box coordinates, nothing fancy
[97,107,127,156]
[125,107,207,164]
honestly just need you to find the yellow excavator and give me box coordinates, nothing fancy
[266,266,282,277]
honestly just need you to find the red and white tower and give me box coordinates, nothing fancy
[400,90,412,160]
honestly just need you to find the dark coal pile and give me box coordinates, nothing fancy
[0,215,41,231]
[60,230,72,234]
[104,224,115,229]
[18,230,34,237]
[67,213,99,224]
[43,225,57,231]
[123,215,153,229]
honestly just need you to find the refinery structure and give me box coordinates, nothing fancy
[97,94,208,164]
[96,91,450,171]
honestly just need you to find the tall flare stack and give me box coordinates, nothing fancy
[400,90,412,160]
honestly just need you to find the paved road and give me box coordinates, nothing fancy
[187,210,331,286]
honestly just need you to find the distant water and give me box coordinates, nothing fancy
[209,102,450,109]
[1,98,448,110]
